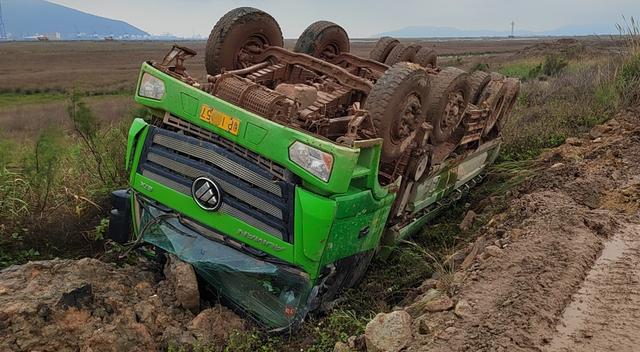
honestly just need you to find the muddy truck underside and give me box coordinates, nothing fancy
[109,7,520,331]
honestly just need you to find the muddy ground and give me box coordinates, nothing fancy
[358,110,640,352]
[0,257,245,351]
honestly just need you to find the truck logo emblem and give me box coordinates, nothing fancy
[192,177,222,211]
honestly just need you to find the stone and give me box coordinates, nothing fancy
[334,341,352,352]
[417,279,438,293]
[347,334,366,350]
[187,305,244,344]
[565,137,583,146]
[459,210,477,231]
[484,245,503,257]
[461,236,486,270]
[454,300,473,319]
[164,254,200,313]
[406,289,442,317]
[424,296,454,313]
[364,310,414,352]
[550,162,564,169]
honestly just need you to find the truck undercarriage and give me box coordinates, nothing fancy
[113,7,520,331]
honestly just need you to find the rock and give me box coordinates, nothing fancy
[364,310,414,352]
[589,125,609,139]
[454,300,473,319]
[164,254,200,313]
[550,162,564,169]
[461,236,486,270]
[424,296,454,313]
[406,289,442,317]
[187,305,244,344]
[459,210,477,231]
[347,334,366,350]
[415,315,437,335]
[418,279,438,293]
[334,341,352,352]
[565,137,583,146]
[484,245,503,257]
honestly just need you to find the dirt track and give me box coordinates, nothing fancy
[402,111,640,352]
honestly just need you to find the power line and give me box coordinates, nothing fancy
[0,0,7,40]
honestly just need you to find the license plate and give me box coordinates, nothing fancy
[199,104,240,136]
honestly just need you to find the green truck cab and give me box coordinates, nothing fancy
[109,8,519,331]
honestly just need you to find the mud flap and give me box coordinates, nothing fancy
[108,189,132,244]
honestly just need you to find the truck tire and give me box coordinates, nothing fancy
[294,21,350,60]
[369,36,400,63]
[365,62,430,162]
[468,71,491,105]
[205,7,284,75]
[414,47,438,68]
[495,78,521,132]
[427,67,471,145]
[384,43,420,66]
[479,80,508,135]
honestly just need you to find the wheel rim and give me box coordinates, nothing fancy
[391,93,422,144]
[235,34,269,69]
[319,43,341,60]
[440,90,465,135]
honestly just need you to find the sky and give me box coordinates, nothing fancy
[46,0,640,38]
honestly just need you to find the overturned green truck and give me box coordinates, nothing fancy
[108,7,520,331]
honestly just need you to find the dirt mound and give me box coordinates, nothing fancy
[0,258,244,351]
[355,110,640,352]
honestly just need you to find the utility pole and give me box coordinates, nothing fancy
[0,0,7,40]
[509,21,515,38]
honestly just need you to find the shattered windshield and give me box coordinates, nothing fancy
[138,200,314,331]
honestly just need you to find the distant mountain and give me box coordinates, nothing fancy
[377,23,618,38]
[2,0,149,40]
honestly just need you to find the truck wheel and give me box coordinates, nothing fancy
[294,21,350,60]
[495,78,521,132]
[427,67,471,145]
[479,80,508,135]
[468,71,491,105]
[365,62,430,162]
[205,7,284,75]
[414,47,438,68]
[384,43,420,65]
[369,36,400,62]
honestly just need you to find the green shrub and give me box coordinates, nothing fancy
[542,54,569,76]
[23,127,64,212]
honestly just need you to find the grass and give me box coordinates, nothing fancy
[0,92,67,107]
[498,57,542,80]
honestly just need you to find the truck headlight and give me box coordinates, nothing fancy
[138,73,165,100]
[289,141,333,182]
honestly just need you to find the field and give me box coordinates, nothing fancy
[1,35,639,351]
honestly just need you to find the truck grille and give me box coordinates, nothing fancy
[137,125,296,242]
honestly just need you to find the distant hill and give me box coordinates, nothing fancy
[3,0,149,40]
[377,23,618,38]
